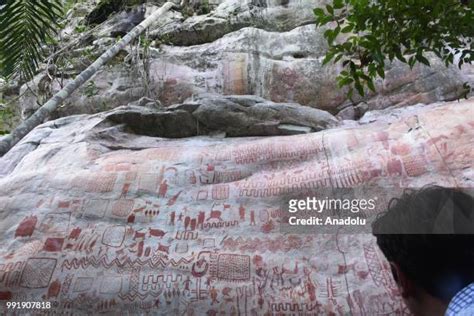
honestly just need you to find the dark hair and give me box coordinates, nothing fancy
[372,186,474,301]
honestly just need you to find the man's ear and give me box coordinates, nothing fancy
[390,262,415,298]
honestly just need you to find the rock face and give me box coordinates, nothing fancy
[103,94,339,138]
[149,0,328,46]
[1,0,473,312]
[17,0,470,121]
[1,99,472,314]
[148,27,467,112]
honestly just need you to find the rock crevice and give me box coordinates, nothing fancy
[105,94,339,138]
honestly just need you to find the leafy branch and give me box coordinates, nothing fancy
[315,0,473,98]
[0,0,64,81]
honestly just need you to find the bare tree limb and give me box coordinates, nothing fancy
[0,2,176,156]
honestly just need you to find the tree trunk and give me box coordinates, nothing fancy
[0,2,176,156]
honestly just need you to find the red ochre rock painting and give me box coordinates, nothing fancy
[15,215,37,238]
[0,99,473,314]
[43,238,65,252]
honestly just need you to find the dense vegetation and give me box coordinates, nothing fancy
[315,0,473,97]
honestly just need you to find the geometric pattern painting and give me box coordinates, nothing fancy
[0,99,472,314]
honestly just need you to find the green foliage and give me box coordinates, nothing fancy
[314,0,473,97]
[0,103,16,135]
[74,24,88,34]
[63,0,76,14]
[84,81,98,98]
[139,34,152,49]
[197,0,211,15]
[0,0,64,81]
[182,0,211,18]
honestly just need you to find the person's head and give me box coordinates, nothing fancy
[372,186,474,316]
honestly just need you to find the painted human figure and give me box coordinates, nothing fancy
[190,218,197,231]
[137,240,144,257]
[306,275,317,302]
[158,180,168,198]
[198,211,205,229]
[239,204,246,221]
[183,276,192,292]
[210,286,219,305]
[186,170,197,184]
[169,211,176,225]
[250,210,256,226]
[185,216,191,230]
[121,183,131,198]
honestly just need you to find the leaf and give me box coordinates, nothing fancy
[334,53,343,63]
[367,78,376,92]
[408,56,416,69]
[355,80,365,96]
[326,4,334,15]
[313,8,325,17]
[334,25,341,38]
[461,82,471,99]
[319,15,333,26]
[359,73,371,81]
[325,29,338,44]
[334,0,344,9]
[377,66,385,79]
[0,0,63,80]
[324,29,333,40]
[395,50,407,63]
[349,61,357,73]
[341,25,354,33]
[347,88,354,99]
[337,76,354,88]
[416,54,431,66]
[322,52,336,65]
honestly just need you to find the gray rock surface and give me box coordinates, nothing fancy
[191,94,338,136]
[13,0,471,126]
[0,1,472,313]
[149,0,327,46]
[0,98,472,314]
[106,94,339,138]
[147,28,466,112]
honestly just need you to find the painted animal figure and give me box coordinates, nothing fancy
[206,210,223,221]
[157,243,170,254]
[133,230,146,240]
[149,228,166,238]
